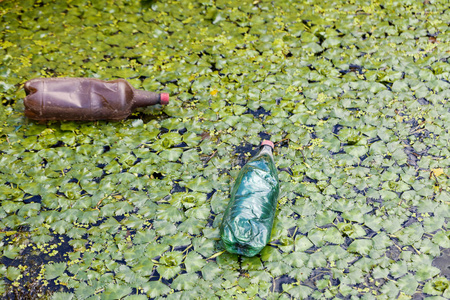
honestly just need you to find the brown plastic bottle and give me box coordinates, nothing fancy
[24,77,169,121]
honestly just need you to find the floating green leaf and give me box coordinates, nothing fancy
[45,262,66,280]
[2,244,20,260]
[51,292,74,300]
[144,281,172,298]
[396,274,418,296]
[6,266,20,282]
[423,277,449,296]
[101,283,132,300]
[184,251,206,273]
[157,251,183,280]
[348,239,373,256]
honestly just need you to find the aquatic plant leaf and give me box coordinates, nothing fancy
[415,264,441,282]
[157,251,183,279]
[144,281,172,298]
[285,284,313,299]
[6,266,20,281]
[45,262,66,280]
[294,235,313,252]
[2,245,20,260]
[115,265,137,284]
[171,273,199,291]
[397,274,419,296]
[101,283,132,300]
[124,295,147,300]
[184,251,206,273]
[348,239,373,256]
[183,176,214,193]
[51,292,74,300]
[75,283,96,300]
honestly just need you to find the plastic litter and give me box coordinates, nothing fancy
[24,77,169,121]
[220,140,280,257]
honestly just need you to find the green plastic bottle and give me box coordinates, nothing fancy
[220,140,280,257]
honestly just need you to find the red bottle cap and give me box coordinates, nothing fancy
[160,93,169,105]
[261,140,274,148]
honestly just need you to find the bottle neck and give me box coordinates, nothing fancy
[259,145,274,155]
[132,89,162,108]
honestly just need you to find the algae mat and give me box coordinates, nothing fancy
[0,0,449,299]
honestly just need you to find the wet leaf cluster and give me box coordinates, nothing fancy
[1,0,449,299]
